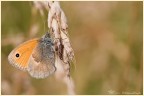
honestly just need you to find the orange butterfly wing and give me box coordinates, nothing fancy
[8,38,39,71]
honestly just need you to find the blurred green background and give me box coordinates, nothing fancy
[1,1,143,95]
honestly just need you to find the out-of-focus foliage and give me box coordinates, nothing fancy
[1,1,143,95]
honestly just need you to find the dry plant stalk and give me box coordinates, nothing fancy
[33,1,75,95]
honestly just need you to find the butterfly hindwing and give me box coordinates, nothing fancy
[27,33,56,79]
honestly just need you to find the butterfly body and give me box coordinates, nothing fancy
[8,32,56,79]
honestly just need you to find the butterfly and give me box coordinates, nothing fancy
[8,32,56,79]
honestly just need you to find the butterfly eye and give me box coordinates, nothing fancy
[15,53,20,58]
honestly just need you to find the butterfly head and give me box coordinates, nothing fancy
[41,32,53,45]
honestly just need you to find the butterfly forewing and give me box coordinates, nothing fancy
[8,38,39,71]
